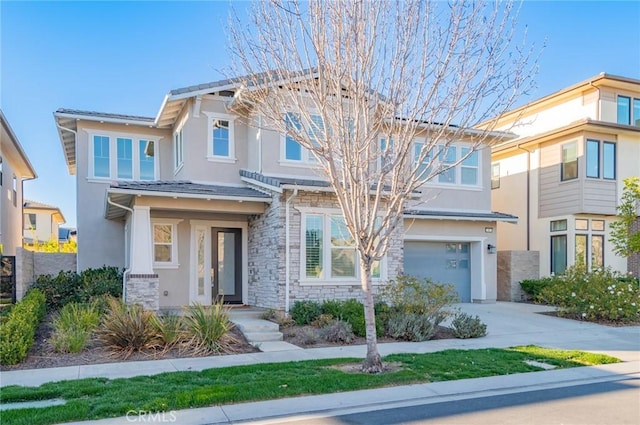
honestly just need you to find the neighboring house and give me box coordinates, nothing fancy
[0,110,37,256]
[488,73,640,277]
[58,227,77,244]
[23,200,66,245]
[54,74,516,311]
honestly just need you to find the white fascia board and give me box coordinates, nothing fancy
[106,188,271,204]
[153,93,171,126]
[403,214,518,223]
[281,184,333,193]
[166,84,238,102]
[240,176,283,194]
[53,112,155,127]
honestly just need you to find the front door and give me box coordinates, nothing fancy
[212,228,242,304]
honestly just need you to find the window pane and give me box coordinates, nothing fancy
[154,224,172,243]
[603,142,616,179]
[285,113,302,161]
[575,219,588,230]
[213,120,230,157]
[592,220,605,231]
[491,163,500,189]
[154,245,171,263]
[586,140,599,178]
[372,260,381,278]
[305,215,323,278]
[461,148,478,166]
[139,140,155,180]
[438,147,456,183]
[575,234,587,267]
[617,96,631,125]
[331,248,356,277]
[561,143,578,181]
[551,235,567,274]
[308,115,324,162]
[93,135,110,178]
[634,99,640,127]
[461,167,477,185]
[331,216,354,246]
[117,138,133,179]
[591,235,604,268]
[550,219,567,232]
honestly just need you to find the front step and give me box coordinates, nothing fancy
[243,331,284,342]
[229,308,288,349]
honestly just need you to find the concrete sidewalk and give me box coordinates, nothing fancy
[1,302,638,424]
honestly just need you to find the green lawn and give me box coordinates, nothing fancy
[0,346,619,425]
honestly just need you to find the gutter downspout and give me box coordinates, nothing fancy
[516,144,533,250]
[589,80,601,120]
[258,115,263,174]
[107,196,134,301]
[284,188,298,315]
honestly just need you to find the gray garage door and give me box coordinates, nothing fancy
[403,241,471,302]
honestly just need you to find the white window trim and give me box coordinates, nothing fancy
[86,130,160,181]
[279,111,323,166]
[173,126,184,174]
[203,111,237,163]
[298,208,387,285]
[414,141,483,190]
[152,219,182,269]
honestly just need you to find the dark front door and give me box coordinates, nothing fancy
[212,228,242,304]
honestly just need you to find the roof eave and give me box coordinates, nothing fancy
[53,111,156,127]
[0,110,37,179]
[106,187,272,203]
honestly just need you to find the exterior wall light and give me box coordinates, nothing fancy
[487,244,497,254]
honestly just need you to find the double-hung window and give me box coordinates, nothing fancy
[586,139,616,180]
[205,112,236,161]
[283,112,323,163]
[152,219,181,268]
[303,212,383,282]
[561,142,578,181]
[550,219,567,274]
[90,133,157,180]
[617,95,640,127]
[413,141,433,179]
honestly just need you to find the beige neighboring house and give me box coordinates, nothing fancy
[0,110,37,256]
[487,73,640,277]
[23,200,66,245]
[54,73,516,312]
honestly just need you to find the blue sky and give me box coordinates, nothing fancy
[1,1,639,228]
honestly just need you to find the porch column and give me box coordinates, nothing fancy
[130,206,154,274]
[125,205,159,310]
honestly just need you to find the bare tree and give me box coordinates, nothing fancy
[227,0,537,372]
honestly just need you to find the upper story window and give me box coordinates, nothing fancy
[205,113,236,162]
[412,142,481,187]
[173,128,184,171]
[12,175,17,207]
[282,112,321,163]
[24,213,36,230]
[413,141,433,178]
[617,95,640,127]
[491,163,500,189]
[561,142,578,181]
[586,139,616,180]
[90,134,157,181]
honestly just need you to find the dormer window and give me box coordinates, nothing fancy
[205,112,236,162]
[90,133,158,181]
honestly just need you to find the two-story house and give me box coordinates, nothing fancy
[54,74,516,311]
[1,110,37,256]
[489,73,640,278]
[23,200,66,246]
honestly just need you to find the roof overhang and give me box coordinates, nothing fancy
[404,210,518,223]
[0,110,37,179]
[492,118,640,156]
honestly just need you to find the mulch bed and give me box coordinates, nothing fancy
[539,310,640,327]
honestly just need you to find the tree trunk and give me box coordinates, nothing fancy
[360,261,383,373]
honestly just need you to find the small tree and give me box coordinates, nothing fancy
[610,177,640,259]
[228,0,536,372]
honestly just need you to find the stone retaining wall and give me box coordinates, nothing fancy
[497,250,539,301]
[15,248,77,300]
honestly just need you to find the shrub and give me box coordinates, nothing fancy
[31,267,123,310]
[183,301,237,354]
[537,266,640,323]
[387,313,436,341]
[321,299,385,337]
[31,271,81,310]
[310,314,334,328]
[50,301,101,353]
[260,308,278,321]
[291,300,322,325]
[96,296,158,358]
[297,328,319,345]
[381,275,459,327]
[320,320,355,343]
[451,312,487,339]
[0,289,46,365]
[151,313,185,349]
[520,277,555,299]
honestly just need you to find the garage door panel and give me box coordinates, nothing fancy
[404,241,471,302]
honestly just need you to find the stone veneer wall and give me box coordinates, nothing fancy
[248,190,404,310]
[14,248,77,301]
[497,250,539,301]
[628,217,640,278]
[125,273,160,311]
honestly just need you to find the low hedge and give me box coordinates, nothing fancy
[0,289,46,365]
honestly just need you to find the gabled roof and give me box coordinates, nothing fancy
[0,109,37,179]
[23,199,66,224]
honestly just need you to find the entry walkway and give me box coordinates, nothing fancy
[1,302,638,388]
